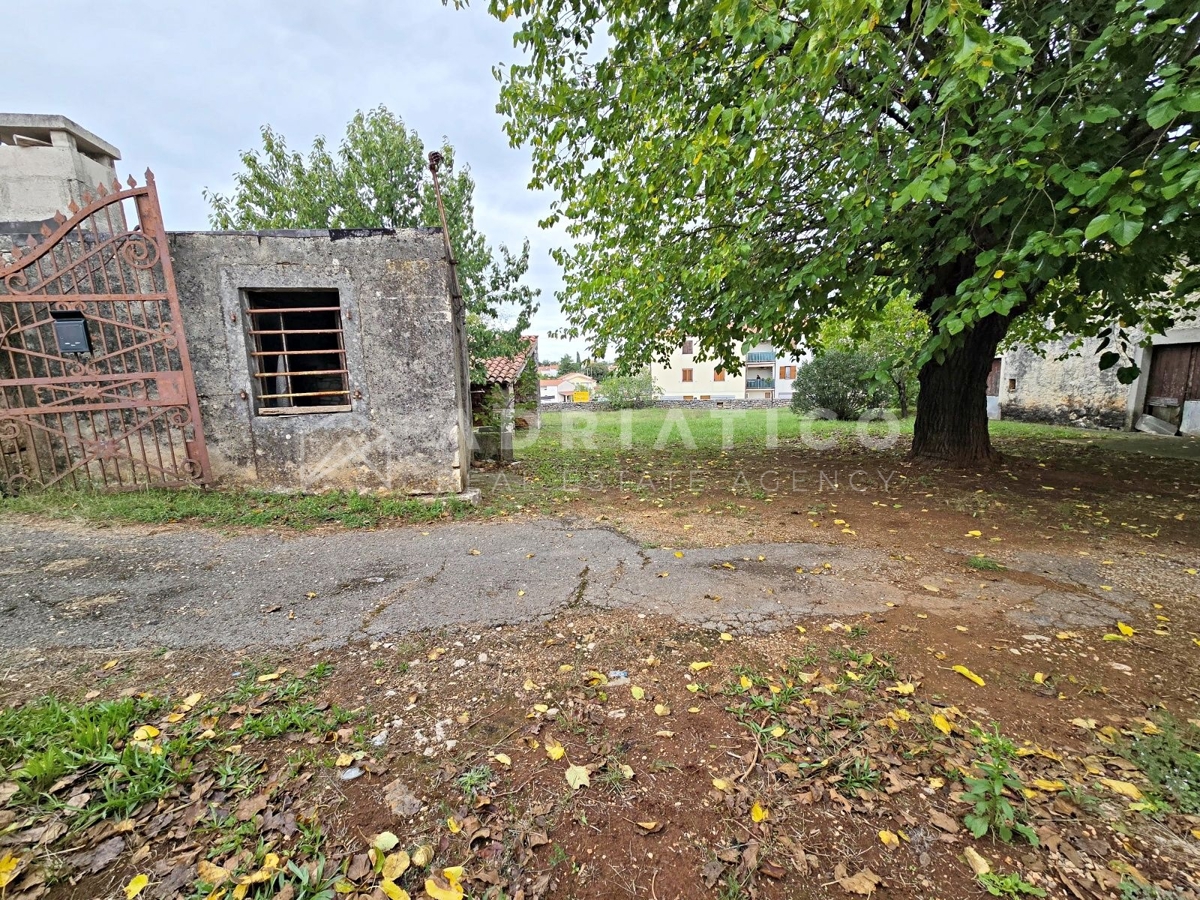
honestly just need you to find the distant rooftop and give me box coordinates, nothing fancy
[0,114,121,160]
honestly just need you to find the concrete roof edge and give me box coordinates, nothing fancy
[0,114,121,160]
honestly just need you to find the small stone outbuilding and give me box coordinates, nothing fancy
[171,229,473,494]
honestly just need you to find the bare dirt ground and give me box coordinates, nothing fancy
[2,436,1200,900]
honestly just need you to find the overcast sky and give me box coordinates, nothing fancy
[7,0,585,362]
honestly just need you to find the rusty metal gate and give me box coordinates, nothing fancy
[0,171,211,493]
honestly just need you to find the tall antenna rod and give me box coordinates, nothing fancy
[427,151,463,308]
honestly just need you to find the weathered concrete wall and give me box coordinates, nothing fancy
[999,338,1129,430]
[169,229,470,494]
[0,115,120,252]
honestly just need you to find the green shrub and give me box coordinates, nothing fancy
[600,371,659,410]
[789,350,885,420]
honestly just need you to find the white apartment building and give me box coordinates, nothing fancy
[651,338,806,401]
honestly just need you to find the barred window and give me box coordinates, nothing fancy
[245,289,350,415]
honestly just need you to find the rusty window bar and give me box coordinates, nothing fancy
[244,289,350,415]
[252,369,348,378]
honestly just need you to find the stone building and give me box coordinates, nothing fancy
[170,229,473,493]
[0,114,121,251]
[0,114,473,495]
[993,327,1200,435]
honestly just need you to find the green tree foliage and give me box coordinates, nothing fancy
[205,106,538,380]
[556,353,582,376]
[478,0,1200,463]
[599,371,658,409]
[790,350,886,420]
[820,297,927,417]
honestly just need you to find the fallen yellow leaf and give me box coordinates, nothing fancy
[256,671,281,683]
[132,724,160,742]
[1033,672,1046,685]
[565,764,590,790]
[379,878,411,900]
[654,704,671,717]
[878,830,900,848]
[382,851,410,880]
[931,713,952,735]
[124,874,150,899]
[689,661,712,673]
[1031,779,1066,792]
[712,778,734,793]
[631,686,645,701]
[720,632,733,642]
[545,737,565,761]
[1116,621,1135,637]
[751,801,769,823]
[492,753,511,767]
[952,665,985,687]
[0,854,22,890]
[1099,778,1144,801]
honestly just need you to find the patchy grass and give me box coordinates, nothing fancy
[0,487,471,530]
[0,664,363,899]
[967,554,1006,570]
[1116,714,1200,815]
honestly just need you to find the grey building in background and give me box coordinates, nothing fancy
[0,114,121,251]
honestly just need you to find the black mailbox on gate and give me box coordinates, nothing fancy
[51,311,92,355]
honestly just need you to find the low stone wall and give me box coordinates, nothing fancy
[547,397,788,413]
[1000,402,1125,431]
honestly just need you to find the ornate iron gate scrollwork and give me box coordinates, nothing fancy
[0,170,211,492]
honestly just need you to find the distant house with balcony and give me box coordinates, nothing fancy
[650,338,806,401]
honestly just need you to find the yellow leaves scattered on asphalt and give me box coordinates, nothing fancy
[1099,778,1144,801]
[491,753,511,768]
[878,830,899,848]
[565,764,590,790]
[751,801,769,823]
[255,671,281,683]
[674,551,684,558]
[656,571,669,578]
[1116,621,1136,637]
[654,704,671,717]
[1186,568,1198,575]
[689,661,712,673]
[124,874,150,899]
[712,778,734,793]
[469,549,481,555]
[931,713,952,735]
[132,724,160,742]
[952,665,985,687]
[720,562,736,570]
[631,686,645,701]
[544,737,565,761]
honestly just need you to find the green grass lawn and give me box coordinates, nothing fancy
[0,407,1099,528]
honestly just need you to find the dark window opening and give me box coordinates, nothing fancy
[1007,378,1016,392]
[245,289,350,415]
[682,340,694,355]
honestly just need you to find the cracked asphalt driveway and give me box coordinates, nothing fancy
[0,516,1142,652]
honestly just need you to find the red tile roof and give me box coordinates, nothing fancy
[479,335,537,384]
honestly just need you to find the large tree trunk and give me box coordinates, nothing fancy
[910,313,1009,465]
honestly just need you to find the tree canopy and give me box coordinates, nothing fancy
[205,106,538,381]
[480,0,1200,462]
